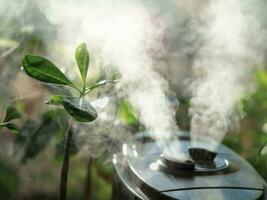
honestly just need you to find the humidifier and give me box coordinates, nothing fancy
[112,131,267,200]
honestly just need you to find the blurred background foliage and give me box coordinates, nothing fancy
[223,70,267,180]
[0,0,267,200]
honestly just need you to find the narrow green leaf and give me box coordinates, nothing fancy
[84,72,121,94]
[3,105,21,122]
[62,97,97,122]
[2,122,18,133]
[22,55,74,86]
[75,43,89,83]
[85,80,107,93]
[46,95,64,105]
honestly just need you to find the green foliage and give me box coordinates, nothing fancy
[22,43,118,122]
[85,80,108,93]
[75,43,90,83]
[22,55,75,87]
[46,96,97,122]
[175,97,190,130]
[3,105,21,122]
[91,163,112,200]
[46,95,64,105]
[224,69,267,181]
[0,160,19,200]
[3,123,18,133]
[62,97,97,122]
[46,85,73,97]
[118,99,138,126]
[255,70,267,88]
[17,110,65,163]
[253,154,267,180]
[0,105,21,133]
[16,108,80,163]
[15,120,37,145]
[20,43,119,200]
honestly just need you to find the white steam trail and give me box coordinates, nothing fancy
[188,0,265,151]
[44,0,178,140]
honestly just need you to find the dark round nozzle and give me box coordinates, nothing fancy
[188,147,217,164]
[161,153,195,170]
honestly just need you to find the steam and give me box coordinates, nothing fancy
[43,0,178,140]
[2,0,266,153]
[188,0,265,151]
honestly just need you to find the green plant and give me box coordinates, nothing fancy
[0,105,21,133]
[223,69,267,181]
[22,43,118,200]
[16,109,69,163]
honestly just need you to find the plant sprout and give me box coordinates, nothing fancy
[0,105,21,133]
[22,43,119,200]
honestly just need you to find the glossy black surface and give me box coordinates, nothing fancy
[188,147,217,164]
[112,131,266,200]
[162,188,263,200]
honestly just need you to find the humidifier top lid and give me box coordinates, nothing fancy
[117,131,266,200]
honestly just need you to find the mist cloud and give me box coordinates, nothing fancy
[43,0,178,140]
[187,0,266,151]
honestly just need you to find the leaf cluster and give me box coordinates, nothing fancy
[16,109,77,163]
[0,105,21,133]
[22,43,119,122]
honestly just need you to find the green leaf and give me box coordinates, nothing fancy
[46,95,64,105]
[3,105,21,122]
[118,100,138,126]
[62,97,97,122]
[85,80,107,93]
[84,72,121,94]
[75,43,89,83]
[45,84,73,96]
[22,55,74,86]
[2,123,18,133]
[19,110,64,163]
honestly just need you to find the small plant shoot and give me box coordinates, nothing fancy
[22,43,119,200]
[0,105,21,133]
[75,43,90,85]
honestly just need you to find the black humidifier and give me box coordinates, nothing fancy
[112,131,267,200]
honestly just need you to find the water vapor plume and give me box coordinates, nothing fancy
[187,0,266,151]
[43,0,178,140]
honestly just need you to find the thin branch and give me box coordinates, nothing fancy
[59,118,73,200]
[83,155,93,200]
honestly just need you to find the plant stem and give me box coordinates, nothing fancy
[83,154,93,200]
[71,82,83,94]
[59,118,73,200]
